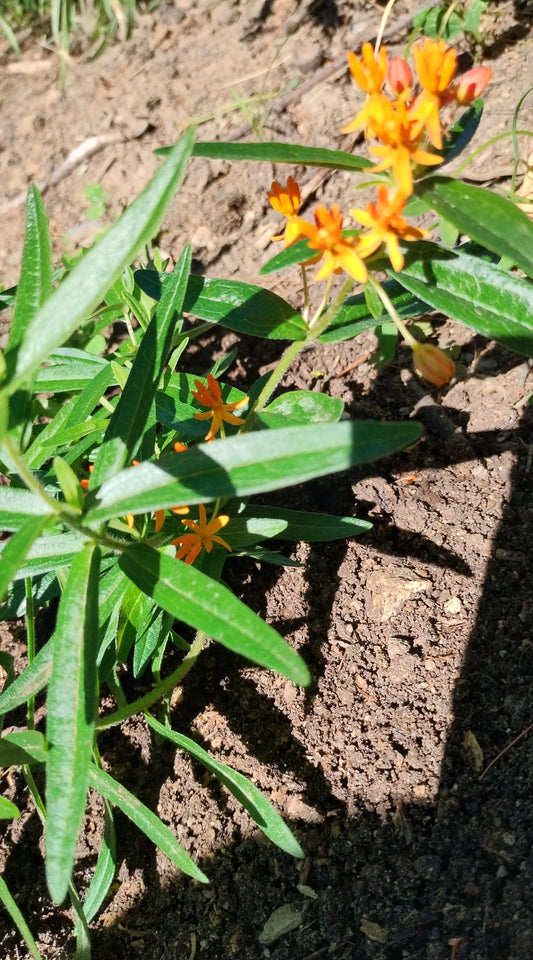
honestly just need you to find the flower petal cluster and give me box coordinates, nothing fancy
[351,186,430,271]
[267,176,303,244]
[172,503,231,565]
[296,204,368,282]
[192,373,248,442]
[412,342,456,387]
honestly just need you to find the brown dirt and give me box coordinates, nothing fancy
[1,2,533,959]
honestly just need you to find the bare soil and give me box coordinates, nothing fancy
[1,2,533,959]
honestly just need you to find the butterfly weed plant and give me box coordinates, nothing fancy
[1,19,533,960]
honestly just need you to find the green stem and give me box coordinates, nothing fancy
[96,631,206,730]
[367,274,417,346]
[306,275,353,341]
[239,338,306,433]
[25,578,36,731]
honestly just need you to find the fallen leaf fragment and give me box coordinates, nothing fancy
[360,917,388,943]
[258,904,304,945]
[464,730,484,772]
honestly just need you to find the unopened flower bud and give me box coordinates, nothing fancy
[387,56,413,95]
[412,343,455,387]
[455,66,492,105]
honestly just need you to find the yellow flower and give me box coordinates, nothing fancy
[409,40,458,150]
[346,43,387,95]
[267,177,304,245]
[368,94,442,196]
[192,373,248,442]
[172,504,231,566]
[296,204,368,282]
[351,186,430,271]
[412,343,455,387]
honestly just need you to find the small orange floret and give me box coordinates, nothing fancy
[455,66,492,105]
[192,373,248,442]
[347,43,387,95]
[296,204,368,282]
[351,186,430,272]
[388,56,413,95]
[172,503,231,566]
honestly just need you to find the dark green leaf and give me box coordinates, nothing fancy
[394,241,533,357]
[82,803,116,924]
[89,764,208,883]
[90,246,192,487]
[175,140,373,172]
[0,515,51,601]
[0,875,42,960]
[319,279,431,343]
[7,185,53,353]
[134,272,307,341]
[258,391,343,429]
[0,797,20,819]
[0,641,53,715]
[234,505,372,543]
[119,543,311,684]
[260,239,314,276]
[46,543,100,905]
[416,177,533,278]
[147,714,304,857]
[87,421,423,523]
[7,130,195,395]
[0,730,47,767]
[438,101,484,168]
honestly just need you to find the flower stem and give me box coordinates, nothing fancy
[367,273,417,346]
[25,578,36,731]
[239,337,306,432]
[96,631,206,730]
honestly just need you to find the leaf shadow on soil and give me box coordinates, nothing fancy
[2,355,533,960]
[83,361,533,960]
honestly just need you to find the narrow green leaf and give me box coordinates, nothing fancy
[46,543,100,905]
[234,506,372,543]
[258,391,343,429]
[260,239,314,275]
[147,714,304,857]
[88,764,209,883]
[134,272,307,340]
[394,241,533,357]
[7,185,53,353]
[0,797,20,818]
[118,543,311,684]
[63,363,115,428]
[0,875,42,960]
[9,532,87,581]
[0,641,53,716]
[0,488,55,530]
[0,515,51,601]
[86,421,423,523]
[161,140,373,172]
[7,130,195,394]
[82,803,116,923]
[319,279,431,343]
[0,730,47,767]
[416,176,533,278]
[90,246,192,487]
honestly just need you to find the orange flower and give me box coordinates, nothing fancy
[368,94,443,196]
[192,373,248,442]
[267,177,304,245]
[346,42,387,95]
[412,343,455,387]
[296,204,368,282]
[80,464,94,490]
[409,39,458,149]
[172,504,231,565]
[351,186,430,271]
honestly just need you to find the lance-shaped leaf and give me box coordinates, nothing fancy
[146,714,304,857]
[7,185,53,354]
[46,543,100,905]
[89,764,208,883]
[160,140,373,172]
[0,488,55,532]
[228,506,372,546]
[258,391,343,429]
[118,543,311,684]
[0,515,51,601]
[86,421,422,523]
[90,245,192,487]
[0,641,53,715]
[393,241,533,357]
[134,272,307,340]
[416,177,533,278]
[0,876,42,960]
[6,129,194,395]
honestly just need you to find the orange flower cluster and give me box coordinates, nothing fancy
[266,38,490,386]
